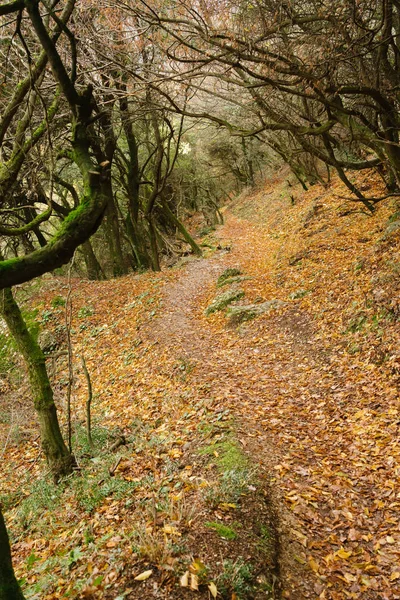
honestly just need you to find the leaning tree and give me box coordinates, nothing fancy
[0,0,118,595]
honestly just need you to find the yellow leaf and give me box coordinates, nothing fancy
[134,569,153,581]
[190,559,206,574]
[190,573,199,591]
[163,524,181,536]
[386,536,395,544]
[390,572,400,581]
[180,571,189,587]
[308,557,319,573]
[208,582,218,598]
[336,547,352,559]
[219,502,237,511]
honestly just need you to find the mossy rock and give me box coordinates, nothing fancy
[205,289,245,315]
[288,289,309,300]
[217,268,242,287]
[217,275,252,288]
[383,220,400,239]
[227,300,287,325]
[38,330,58,354]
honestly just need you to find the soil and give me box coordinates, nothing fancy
[134,251,317,599]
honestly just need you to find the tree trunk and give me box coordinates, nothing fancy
[0,508,25,600]
[0,288,74,480]
[161,200,202,256]
[124,213,151,270]
[104,193,128,277]
[82,240,104,280]
[146,214,161,271]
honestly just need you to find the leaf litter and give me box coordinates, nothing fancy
[0,171,400,599]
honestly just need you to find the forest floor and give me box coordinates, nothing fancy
[1,170,400,600]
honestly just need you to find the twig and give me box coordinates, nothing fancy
[80,354,94,449]
[109,456,122,476]
[0,409,14,460]
[65,253,75,453]
[108,435,126,453]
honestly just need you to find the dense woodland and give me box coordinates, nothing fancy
[1,1,400,599]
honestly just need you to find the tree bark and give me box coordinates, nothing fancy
[0,507,25,600]
[0,288,74,480]
[82,240,104,280]
[146,214,161,271]
[160,200,202,256]
[104,196,128,277]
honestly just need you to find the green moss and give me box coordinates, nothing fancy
[205,521,237,540]
[205,289,245,315]
[217,275,250,288]
[217,268,242,287]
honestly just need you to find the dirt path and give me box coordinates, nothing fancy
[139,251,323,599]
[136,207,400,600]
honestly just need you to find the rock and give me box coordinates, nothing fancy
[38,330,58,353]
[227,299,287,325]
[289,289,309,300]
[217,275,252,288]
[205,288,245,315]
[216,267,242,287]
[383,220,400,239]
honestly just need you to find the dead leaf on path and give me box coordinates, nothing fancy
[180,571,189,587]
[190,573,199,590]
[134,569,153,581]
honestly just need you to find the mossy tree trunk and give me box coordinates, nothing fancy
[0,508,25,600]
[104,196,128,277]
[160,199,202,256]
[146,214,161,271]
[0,288,74,480]
[119,91,152,269]
[82,240,105,280]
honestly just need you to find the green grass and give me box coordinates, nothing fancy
[205,521,237,540]
[201,438,255,507]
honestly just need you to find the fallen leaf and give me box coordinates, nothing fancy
[134,569,153,581]
[163,524,181,536]
[180,571,189,587]
[190,573,199,590]
[208,582,218,598]
[335,547,352,559]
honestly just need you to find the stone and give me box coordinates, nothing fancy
[205,288,245,315]
[38,330,58,353]
[227,299,287,325]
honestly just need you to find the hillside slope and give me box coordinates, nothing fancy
[1,171,400,600]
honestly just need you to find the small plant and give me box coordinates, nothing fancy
[216,558,255,599]
[51,296,66,308]
[78,305,94,318]
[40,308,54,324]
[346,313,367,333]
[206,521,237,540]
[131,526,174,566]
[17,478,63,531]
[198,225,216,236]
[174,357,196,380]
